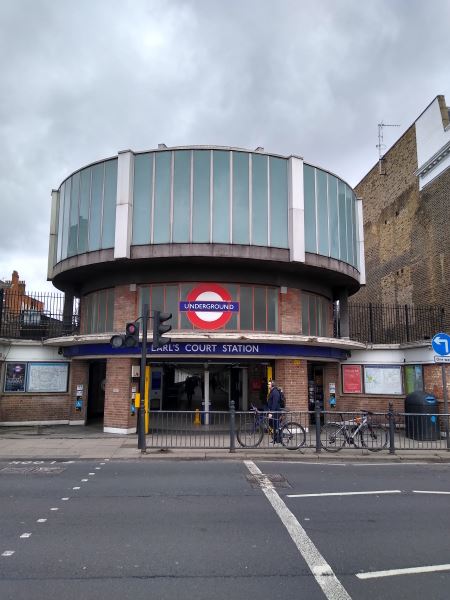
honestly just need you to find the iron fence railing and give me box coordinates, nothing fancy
[0,289,79,340]
[144,408,450,452]
[346,303,445,344]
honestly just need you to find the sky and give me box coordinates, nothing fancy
[1,0,449,292]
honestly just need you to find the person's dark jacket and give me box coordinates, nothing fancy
[267,386,281,412]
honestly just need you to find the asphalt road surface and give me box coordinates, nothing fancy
[1,459,450,600]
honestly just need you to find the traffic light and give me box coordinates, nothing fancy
[110,322,140,348]
[124,322,140,347]
[153,311,172,348]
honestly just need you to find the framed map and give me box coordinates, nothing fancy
[27,362,69,393]
[364,365,403,395]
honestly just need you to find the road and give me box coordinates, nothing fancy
[1,459,450,599]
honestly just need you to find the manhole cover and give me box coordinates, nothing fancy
[246,473,291,489]
[0,466,66,475]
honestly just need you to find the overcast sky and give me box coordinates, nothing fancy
[1,0,449,291]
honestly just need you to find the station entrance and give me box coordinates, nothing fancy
[146,361,271,412]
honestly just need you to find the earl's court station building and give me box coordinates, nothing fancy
[48,145,365,433]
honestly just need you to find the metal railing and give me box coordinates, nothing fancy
[346,303,445,344]
[144,405,450,453]
[0,289,79,340]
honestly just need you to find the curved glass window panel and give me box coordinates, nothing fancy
[139,287,150,317]
[316,170,329,256]
[346,186,354,266]
[89,163,104,252]
[173,151,191,243]
[240,286,253,330]
[67,172,79,257]
[61,178,71,259]
[193,151,210,243]
[338,180,347,263]
[252,154,268,246]
[232,152,249,244]
[309,295,317,335]
[57,182,65,262]
[269,157,288,248]
[304,165,317,253]
[106,289,114,331]
[102,160,117,249]
[132,153,153,245]
[328,175,339,259]
[212,150,230,244]
[321,298,329,336]
[78,168,90,254]
[224,283,238,330]
[165,285,179,330]
[267,288,278,332]
[82,289,115,334]
[302,292,331,336]
[154,152,171,244]
[254,286,266,331]
[180,283,194,330]
[151,286,165,312]
[301,293,309,335]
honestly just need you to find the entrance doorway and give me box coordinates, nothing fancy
[87,360,106,424]
[308,363,324,425]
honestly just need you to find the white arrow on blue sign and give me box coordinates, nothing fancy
[432,332,450,356]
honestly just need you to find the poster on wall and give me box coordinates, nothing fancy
[364,365,403,395]
[342,365,362,394]
[27,363,69,393]
[4,363,27,392]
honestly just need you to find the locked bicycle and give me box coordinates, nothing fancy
[236,403,306,450]
[321,411,388,452]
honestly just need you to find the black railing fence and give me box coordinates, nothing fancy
[345,303,445,344]
[0,289,79,340]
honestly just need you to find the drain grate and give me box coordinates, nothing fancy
[246,473,291,489]
[0,466,66,475]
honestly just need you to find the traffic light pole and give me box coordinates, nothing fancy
[138,303,149,453]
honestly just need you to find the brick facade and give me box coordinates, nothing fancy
[104,357,137,431]
[113,285,139,331]
[274,359,308,412]
[280,288,302,334]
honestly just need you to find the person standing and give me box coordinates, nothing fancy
[267,380,282,444]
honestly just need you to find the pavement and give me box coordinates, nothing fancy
[1,423,450,461]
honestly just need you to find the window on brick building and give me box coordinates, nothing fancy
[82,289,115,334]
[301,292,331,337]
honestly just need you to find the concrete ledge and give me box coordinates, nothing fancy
[103,426,135,435]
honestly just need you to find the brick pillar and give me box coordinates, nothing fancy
[114,285,138,331]
[104,357,137,433]
[69,360,89,423]
[323,362,339,409]
[275,359,308,412]
[280,288,301,334]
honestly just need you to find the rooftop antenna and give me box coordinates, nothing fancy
[377,121,400,174]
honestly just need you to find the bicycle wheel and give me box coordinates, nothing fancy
[360,424,388,452]
[280,422,306,450]
[321,423,346,452]
[236,416,264,448]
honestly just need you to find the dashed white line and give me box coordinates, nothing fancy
[357,563,450,579]
[287,490,402,498]
[73,486,80,490]
[245,461,351,600]
[50,508,59,511]
[88,473,95,476]
[81,479,88,482]
[2,551,15,557]
[61,497,69,501]
[37,519,47,523]
[20,533,31,539]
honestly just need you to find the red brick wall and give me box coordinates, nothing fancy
[68,360,89,421]
[0,393,71,422]
[279,288,301,334]
[113,285,139,331]
[104,357,137,430]
[424,364,450,413]
[275,359,308,412]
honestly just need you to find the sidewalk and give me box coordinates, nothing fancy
[0,424,449,462]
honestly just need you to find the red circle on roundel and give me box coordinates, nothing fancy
[186,283,233,330]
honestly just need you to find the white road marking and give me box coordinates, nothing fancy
[244,461,351,600]
[37,519,47,523]
[50,508,59,511]
[2,551,15,557]
[95,467,101,470]
[81,479,88,482]
[73,486,80,490]
[20,533,31,538]
[357,563,450,579]
[287,490,402,498]
[89,473,95,476]
[413,490,450,495]
[61,498,69,501]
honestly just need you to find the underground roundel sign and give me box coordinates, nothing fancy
[179,283,239,330]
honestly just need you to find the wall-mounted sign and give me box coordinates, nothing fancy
[4,363,27,392]
[179,283,239,330]
[342,365,362,394]
[364,365,402,395]
[27,363,69,393]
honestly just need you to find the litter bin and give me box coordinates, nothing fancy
[405,391,440,441]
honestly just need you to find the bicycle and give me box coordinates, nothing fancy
[236,403,306,450]
[321,411,388,452]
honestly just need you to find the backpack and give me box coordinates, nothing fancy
[278,388,286,409]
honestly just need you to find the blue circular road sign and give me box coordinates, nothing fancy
[432,332,450,356]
